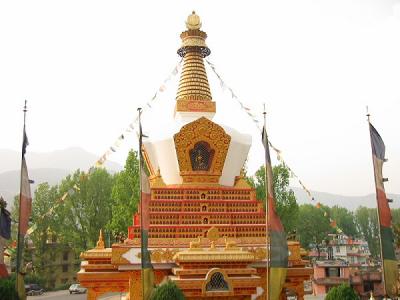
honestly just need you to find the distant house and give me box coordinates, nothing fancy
[309,234,370,266]
[32,242,80,289]
[310,234,386,299]
[329,234,370,266]
[10,234,80,289]
[313,260,350,295]
[312,260,384,299]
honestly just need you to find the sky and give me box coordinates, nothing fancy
[1,0,400,196]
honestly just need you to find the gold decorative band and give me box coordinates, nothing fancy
[175,100,216,113]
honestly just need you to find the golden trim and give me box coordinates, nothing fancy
[80,248,112,260]
[111,247,131,265]
[173,249,256,263]
[176,100,215,112]
[142,146,155,176]
[149,169,166,188]
[135,248,180,263]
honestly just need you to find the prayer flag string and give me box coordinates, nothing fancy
[25,59,182,236]
[206,59,342,234]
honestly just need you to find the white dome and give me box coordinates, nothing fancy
[144,111,251,187]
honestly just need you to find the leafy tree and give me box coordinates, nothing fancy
[392,208,400,249]
[325,284,359,300]
[57,168,114,252]
[330,205,358,238]
[355,206,379,258]
[107,150,140,237]
[296,204,333,254]
[392,208,400,225]
[151,280,185,300]
[29,183,60,285]
[248,164,299,233]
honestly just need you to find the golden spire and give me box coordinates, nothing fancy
[175,11,216,113]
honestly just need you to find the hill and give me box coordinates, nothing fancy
[292,187,400,210]
[0,147,122,172]
[0,147,123,207]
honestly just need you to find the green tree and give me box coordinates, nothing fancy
[249,164,299,233]
[330,205,358,238]
[57,168,114,252]
[151,280,185,300]
[325,284,358,300]
[29,183,60,284]
[355,206,379,258]
[296,204,332,253]
[107,150,140,237]
[392,208,400,249]
[392,208,400,225]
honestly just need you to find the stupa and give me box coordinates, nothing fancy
[78,12,312,300]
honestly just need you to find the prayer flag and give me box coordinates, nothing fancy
[369,123,398,298]
[16,126,31,300]
[19,159,32,236]
[139,111,154,300]
[262,126,288,300]
[0,205,11,240]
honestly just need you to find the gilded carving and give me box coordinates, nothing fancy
[176,99,216,112]
[151,249,163,263]
[111,248,131,265]
[173,250,256,263]
[224,237,239,250]
[189,237,202,250]
[136,248,180,263]
[242,247,268,261]
[174,117,231,184]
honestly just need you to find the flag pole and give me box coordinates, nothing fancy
[263,104,270,300]
[16,100,28,299]
[366,109,387,298]
[138,107,145,299]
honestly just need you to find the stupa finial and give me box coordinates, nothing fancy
[186,11,202,30]
[175,12,215,114]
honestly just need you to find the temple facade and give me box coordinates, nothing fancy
[78,12,312,300]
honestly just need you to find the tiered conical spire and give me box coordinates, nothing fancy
[175,12,216,114]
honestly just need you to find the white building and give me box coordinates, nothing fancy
[329,234,370,266]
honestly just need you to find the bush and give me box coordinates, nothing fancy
[0,276,19,300]
[150,280,185,300]
[52,283,71,291]
[325,284,359,300]
[25,273,45,287]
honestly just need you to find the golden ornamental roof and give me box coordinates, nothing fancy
[176,11,215,113]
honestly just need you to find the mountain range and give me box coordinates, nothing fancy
[0,148,398,211]
[0,148,122,207]
[292,187,399,211]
